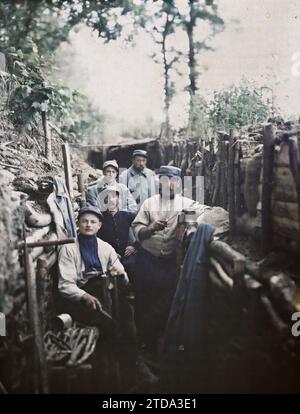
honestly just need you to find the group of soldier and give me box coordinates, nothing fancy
[57,149,205,390]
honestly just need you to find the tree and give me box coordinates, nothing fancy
[136,0,181,137]
[0,1,72,55]
[55,0,137,42]
[179,0,224,132]
[0,0,134,141]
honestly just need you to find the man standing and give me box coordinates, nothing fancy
[131,166,206,355]
[119,149,158,209]
[87,160,137,213]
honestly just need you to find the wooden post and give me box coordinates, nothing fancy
[288,137,300,227]
[234,139,242,216]
[219,137,228,209]
[22,235,75,393]
[42,111,52,163]
[261,123,275,253]
[24,238,46,393]
[36,259,49,394]
[228,130,236,237]
[77,173,87,208]
[62,143,74,199]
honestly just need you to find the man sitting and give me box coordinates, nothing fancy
[57,206,136,390]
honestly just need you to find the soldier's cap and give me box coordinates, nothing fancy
[78,206,103,221]
[103,160,119,171]
[159,165,182,177]
[132,149,147,158]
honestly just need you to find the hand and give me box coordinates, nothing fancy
[81,293,102,311]
[124,245,136,257]
[149,220,167,233]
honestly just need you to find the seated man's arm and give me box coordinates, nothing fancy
[58,245,86,302]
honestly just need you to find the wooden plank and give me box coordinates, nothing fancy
[272,215,300,238]
[272,190,298,203]
[271,200,298,222]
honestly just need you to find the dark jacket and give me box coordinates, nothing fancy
[98,210,137,257]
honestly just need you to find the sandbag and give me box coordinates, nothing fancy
[197,206,229,236]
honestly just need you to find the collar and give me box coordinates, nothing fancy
[129,165,147,177]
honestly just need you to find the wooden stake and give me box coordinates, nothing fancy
[36,259,50,394]
[23,227,43,394]
[234,140,242,216]
[228,130,236,237]
[42,111,52,163]
[261,123,275,253]
[62,143,74,200]
[77,173,87,208]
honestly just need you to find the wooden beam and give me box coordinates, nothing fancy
[25,237,75,249]
[209,240,245,284]
[209,257,233,288]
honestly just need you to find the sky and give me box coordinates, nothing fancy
[55,0,300,135]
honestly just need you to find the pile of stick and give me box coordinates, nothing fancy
[44,327,99,367]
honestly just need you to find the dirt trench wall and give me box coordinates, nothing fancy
[0,171,31,392]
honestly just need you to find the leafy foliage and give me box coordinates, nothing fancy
[54,0,137,41]
[0,0,71,55]
[0,1,109,141]
[209,81,270,130]
[2,46,70,128]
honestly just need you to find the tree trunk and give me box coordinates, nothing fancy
[162,31,171,137]
[187,0,197,131]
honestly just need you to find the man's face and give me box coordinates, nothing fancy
[78,213,102,236]
[159,176,180,200]
[104,192,119,211]
[103,166,118,183]
[132,156,147,171]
